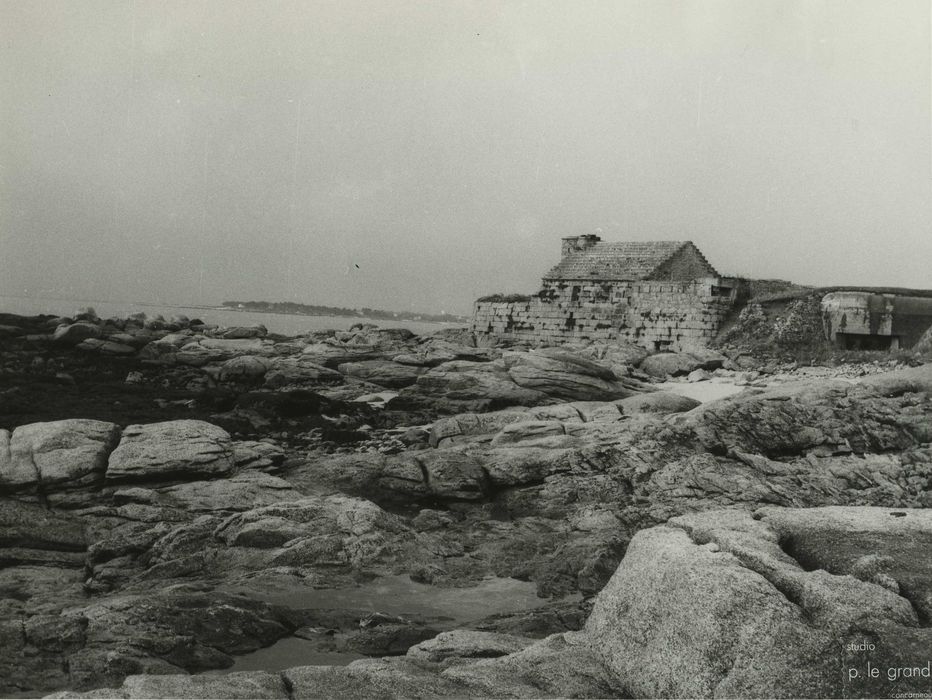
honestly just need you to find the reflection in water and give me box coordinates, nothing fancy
[221,575,570,673]
[226,638,364,673]
[241,574,555,626]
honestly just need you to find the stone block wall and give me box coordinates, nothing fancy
[472,278,737,351]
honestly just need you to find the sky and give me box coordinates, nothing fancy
[1,0,930,315]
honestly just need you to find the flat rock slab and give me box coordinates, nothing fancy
[106,420,234,482]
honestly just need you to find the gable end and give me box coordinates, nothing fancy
[647,241,719,280]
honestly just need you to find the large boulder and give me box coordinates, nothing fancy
[105,421,235,482]
[586,507,932,698]
[0,420,121,490]
[504,349,634,401]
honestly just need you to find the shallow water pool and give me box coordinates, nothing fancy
[219,574,566,673]
[239,574,554,624]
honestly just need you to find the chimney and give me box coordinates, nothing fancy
[561,233,601,258]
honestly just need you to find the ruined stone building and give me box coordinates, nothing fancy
[472,235,746,351]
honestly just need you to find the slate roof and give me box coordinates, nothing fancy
[543,240,713,281]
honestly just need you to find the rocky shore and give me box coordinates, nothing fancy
[1,310,929,698]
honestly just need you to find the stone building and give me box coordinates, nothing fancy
[472,236,746,350]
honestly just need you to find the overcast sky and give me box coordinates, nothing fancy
[1,0,929,314]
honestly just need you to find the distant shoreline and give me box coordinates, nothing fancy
[221,300,469,326]
[220,305,467,327]
[0,294,470,328]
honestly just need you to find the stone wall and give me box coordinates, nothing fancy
[472,277,737,351]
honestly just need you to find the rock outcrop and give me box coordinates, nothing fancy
[2,309,930,698]
[586,507,932,698]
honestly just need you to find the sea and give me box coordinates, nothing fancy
[0,295,465,337]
